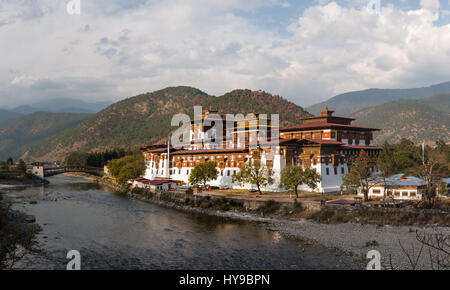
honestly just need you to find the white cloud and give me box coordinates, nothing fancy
[420,0,440,13]
[0,0,449,108]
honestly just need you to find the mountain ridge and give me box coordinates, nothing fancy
[12,86,312,161]
[352,93,450,145]
[307,81,450,116]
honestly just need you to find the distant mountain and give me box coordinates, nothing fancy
[0,109,21,129]
[0,112,92,161]
[7,98,112,114]
[9,105,37,115]
[307,81,450,116]
[352,94,450,145]
[19,86,311,161]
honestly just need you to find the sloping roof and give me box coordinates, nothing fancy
[341,145,383,150]
[300,139,344,145]
[369,174,425,187]
[280,123,380,132]
[442,178,450,184]
[171,148,248,155]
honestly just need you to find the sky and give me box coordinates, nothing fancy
[1,0,450,108]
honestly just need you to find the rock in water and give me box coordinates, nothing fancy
[25,215,36,223]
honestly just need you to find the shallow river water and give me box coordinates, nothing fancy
[3,175,359,270]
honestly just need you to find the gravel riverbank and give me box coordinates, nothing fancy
[62,174,450,270]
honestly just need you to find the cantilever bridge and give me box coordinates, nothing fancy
[32,166,103,178]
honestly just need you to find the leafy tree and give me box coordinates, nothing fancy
[342,150,377,201]
[377,143,396,198]
[107,154,145,186]
[232,160,274,195]
[189,161,219,188]
[16,159,27,174]
[65,152,89,167]
[6,157,13,166]
[280,165,321,198]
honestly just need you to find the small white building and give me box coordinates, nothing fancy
[132,177,177,191]
[362,174,426,201]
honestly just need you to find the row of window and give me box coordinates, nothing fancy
[325,167,346,176]
[151,169,238,177]
[371,189,418,197]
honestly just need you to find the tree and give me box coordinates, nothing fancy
[414,144,446,208]
[6,157,13,166]
[65,152,89,167]
[189,161,219,188]
[107,154,146,186]
[280,165,321,198]
[232,160,274,195]
[16,159,27,174]
[342,150,377,202]
[377,143,396,198]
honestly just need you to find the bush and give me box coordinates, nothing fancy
[107,155,146,186]
[258,200,281,214]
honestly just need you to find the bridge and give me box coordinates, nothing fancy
[32,166,103,179]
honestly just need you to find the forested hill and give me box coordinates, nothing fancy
[0,112,92,160]
[23,86,311,161]
[352,94,450,145]
[307,81,450,116]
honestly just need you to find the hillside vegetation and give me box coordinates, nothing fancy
[352,94,450,144]
[22,86,311,161]
[307,81,450,116]
[0,112,92,160]
[0,109,21,129]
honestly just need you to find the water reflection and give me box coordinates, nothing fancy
[8,175,357,270]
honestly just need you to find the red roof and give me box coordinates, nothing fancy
[300,116,355,121]
[280,123,380,132]
[341,145,383,150]
[302,139,344,145]
[171,148,248,155]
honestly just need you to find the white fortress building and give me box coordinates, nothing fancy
[141,108,382,193]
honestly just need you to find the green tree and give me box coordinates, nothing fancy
[16,159,27,174]
[232,160,274,195]
[6,157,13,166]
[342,150,377,201]
[65,152,89,167]
[280,165,321,198]
[377,143,396,198]
[107,154,146,186]
[189,161,219,188]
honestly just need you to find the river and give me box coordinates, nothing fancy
[2,175,359,270]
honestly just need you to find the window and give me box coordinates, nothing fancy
[326,168,329,175]
[372,189,381,194]
[402,192,408,196]
[341,167,345,174]
[227,170,230,176]
[334,167,337,175]
[410,192,416,197]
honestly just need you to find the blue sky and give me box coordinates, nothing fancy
[1,0,450,108]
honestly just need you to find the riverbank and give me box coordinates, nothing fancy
[63,173,450,269]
